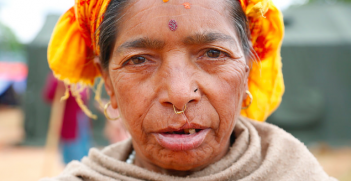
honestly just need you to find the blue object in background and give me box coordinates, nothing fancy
[61,111,91,164]
[0,80,12,96]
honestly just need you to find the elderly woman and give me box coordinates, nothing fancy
[42,0,336,180]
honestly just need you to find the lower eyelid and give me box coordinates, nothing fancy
[207,53,228,59]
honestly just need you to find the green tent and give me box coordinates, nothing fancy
[267,3,351,146]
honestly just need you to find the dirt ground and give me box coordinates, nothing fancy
[0,108,350,181]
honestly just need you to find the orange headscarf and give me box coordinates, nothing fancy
[48,0,111,86]
[48,0,284,121]
[238,0,285,121]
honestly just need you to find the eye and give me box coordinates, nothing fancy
[198,48,232,63]
[123,56,147,66]
[131,56,146,64]
[206,49,221,58]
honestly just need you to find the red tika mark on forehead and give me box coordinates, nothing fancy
[182,2,191,9]
[168,20,177,31]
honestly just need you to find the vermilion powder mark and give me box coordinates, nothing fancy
[182,2,191,9]
[168,20,177,31]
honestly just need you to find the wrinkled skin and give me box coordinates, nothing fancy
[100,0,250,176]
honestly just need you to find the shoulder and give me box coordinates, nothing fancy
[242,117,300,146]
[40,139,133,181]
[238,116,305,153]
[238,117,337,181]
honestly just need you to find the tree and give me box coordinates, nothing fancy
[0,21,23,53]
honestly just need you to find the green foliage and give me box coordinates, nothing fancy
[0,21,23,53]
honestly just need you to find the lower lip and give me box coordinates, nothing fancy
[153,129,210,151]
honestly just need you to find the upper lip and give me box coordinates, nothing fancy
[155,123,209,133]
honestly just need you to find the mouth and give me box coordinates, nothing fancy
[153,128,211,151]
[165,128,200,135]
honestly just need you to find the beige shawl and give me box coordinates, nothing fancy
[41,117,336,181]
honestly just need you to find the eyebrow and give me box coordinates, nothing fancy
[116,32,235,53]
[183,32,236,45]
[117,38,165,52]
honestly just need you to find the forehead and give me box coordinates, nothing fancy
[126,0,230,15]
[115,0,236,44]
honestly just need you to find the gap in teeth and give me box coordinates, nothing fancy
[184,129,196,134]
[167,129,198,134]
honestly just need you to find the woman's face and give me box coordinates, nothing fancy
[103,0,249,173]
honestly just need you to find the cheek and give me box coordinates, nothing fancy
[109,71,153,137]
[205,61,247,110]
[202,61,247,140]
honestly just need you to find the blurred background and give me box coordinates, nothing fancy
[0,0,350,180]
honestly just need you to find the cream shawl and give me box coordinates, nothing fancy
[41,117,336,181]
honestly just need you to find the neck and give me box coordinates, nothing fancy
[134,156,195,176]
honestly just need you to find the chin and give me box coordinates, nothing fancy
[153,143,216,171]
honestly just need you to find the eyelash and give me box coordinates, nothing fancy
[200,49,231,61]
[122,56,149,66]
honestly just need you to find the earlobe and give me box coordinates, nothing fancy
[243,79,249,100]
[243,65,250,99]
[104,74,118,109]
[245,64,250,81]
[94,57,118,109]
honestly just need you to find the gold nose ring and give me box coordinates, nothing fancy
[173,104,186,114]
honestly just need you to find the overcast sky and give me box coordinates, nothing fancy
[0,0,297,43]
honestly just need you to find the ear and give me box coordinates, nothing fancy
[95,57,118,109]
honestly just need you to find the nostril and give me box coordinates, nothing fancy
[188,99,195,103]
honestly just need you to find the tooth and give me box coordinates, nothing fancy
[189,129,196,134]
[184,129,190,134]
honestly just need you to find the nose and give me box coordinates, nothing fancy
[158,56,200,111]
